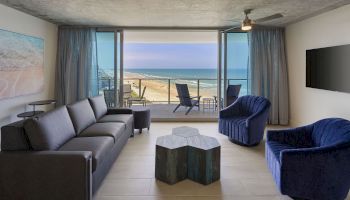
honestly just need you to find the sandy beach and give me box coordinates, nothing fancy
[124,71,217,103]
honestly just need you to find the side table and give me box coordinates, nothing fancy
[132,107,151,135]
[17,99,56,119]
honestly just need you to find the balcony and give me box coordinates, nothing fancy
[99,78,247,121]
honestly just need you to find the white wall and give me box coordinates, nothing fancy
[0,4,57,127]
[286,4,350,126]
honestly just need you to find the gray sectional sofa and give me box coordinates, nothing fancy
[0,95,134,200]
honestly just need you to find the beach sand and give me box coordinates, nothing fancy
[124,72,217,103]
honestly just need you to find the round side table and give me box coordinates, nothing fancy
[17,111,44,119]
[132,107,151,135]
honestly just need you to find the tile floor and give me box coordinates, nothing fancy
[94,122,349,200]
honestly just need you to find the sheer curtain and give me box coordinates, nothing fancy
[248,27,289,125]
[55,27,98,106]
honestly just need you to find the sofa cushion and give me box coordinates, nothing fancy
[98,114,133,127]
[266,141,296,162]
[1,120,30,151]
[24,106,76,150]
[58,137,113,172]
[79,122,125,142]
[89,95,108,120]
[67,99,96,134]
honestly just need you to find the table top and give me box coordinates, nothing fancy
[17,111,44,118]
[187,135,220,150]
[172,126,200,138]
[29,100,56,106]
[157,126,220,150]
[156,135,187,149]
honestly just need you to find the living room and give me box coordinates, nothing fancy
[1,1,350,200]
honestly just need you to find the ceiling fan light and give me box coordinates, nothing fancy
[241,18,252,31]
[241,24,252,31]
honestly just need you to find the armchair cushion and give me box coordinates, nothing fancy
[67,99,96,134]
[267,125,314,148]
[89,95,108,120]
[24,106,76,150]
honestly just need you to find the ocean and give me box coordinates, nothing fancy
[99,68,248,97]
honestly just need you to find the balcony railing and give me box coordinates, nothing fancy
[98,78,248,104]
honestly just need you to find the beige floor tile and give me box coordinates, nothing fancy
[241,178,280,196]
[98,179,152,196]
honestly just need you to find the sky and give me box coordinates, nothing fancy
[96,32,248,69]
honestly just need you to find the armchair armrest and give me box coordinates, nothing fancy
[107,108,133,114]
[0,151,92,200]
[246,106,270,126]
[267,124,314,147]
[279,143,350,196]
[190,96,201,99]
[219,100,241,118]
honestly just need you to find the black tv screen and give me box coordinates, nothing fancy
[306,44,350,93]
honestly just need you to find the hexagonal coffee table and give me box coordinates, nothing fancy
[155,126,220,185]
[155,135,188,184]
[187,135,220,185]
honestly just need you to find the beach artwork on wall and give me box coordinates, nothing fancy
[0,29,44,100]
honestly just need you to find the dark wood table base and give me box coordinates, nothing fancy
[155,126,220,185]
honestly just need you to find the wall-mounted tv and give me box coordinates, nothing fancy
[306,44,350,93]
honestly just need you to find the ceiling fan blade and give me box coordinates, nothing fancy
[223,26,241,32]
[254,13,283,23]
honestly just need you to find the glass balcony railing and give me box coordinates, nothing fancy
[98,78,248,105]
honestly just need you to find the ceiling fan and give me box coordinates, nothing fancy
[224,9,283,32]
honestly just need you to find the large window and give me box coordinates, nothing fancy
[123,31,218,104]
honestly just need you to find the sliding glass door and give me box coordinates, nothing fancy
[96,30,123,107]
[218,31,249,108]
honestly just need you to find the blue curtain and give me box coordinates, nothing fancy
[248,27,289,125]
[55,27,98,106]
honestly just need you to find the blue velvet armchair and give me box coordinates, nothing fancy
[219,95,271,146]
[266,118,350,200]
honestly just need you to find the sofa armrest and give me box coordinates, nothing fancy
[267,124,314,147]
[279,143,350,196]
[219,101,241,118]
[0,151,92,200]
[107,108,133,114]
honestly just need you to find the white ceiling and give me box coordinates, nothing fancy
[0,0,349,28]
[124,30,218,43]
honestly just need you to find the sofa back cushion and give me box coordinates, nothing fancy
[312,118,350,147]
[1,120,30,151]
[67,99,96,134]
[88,95,107,120]
[24,106,76,150]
